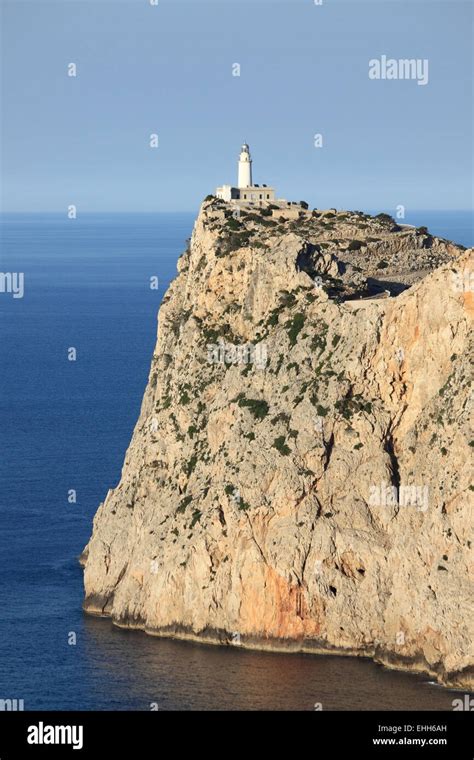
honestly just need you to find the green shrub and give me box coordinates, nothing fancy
[273,436,291,455]
[177,495,193,513]
[217,229,254,256]
[190,509,202,527]
[179,390,191,405]
[202,326,219,343]
[237,396,269,420]
[335,394,372,420]
[279,291,297,308]
[315,404,329,417]
[183,454,198,476]
[271,412,290,425]
[226,216,241,231]
[310,333,326,354]
[274,353,285,374]
[286,313,305,346]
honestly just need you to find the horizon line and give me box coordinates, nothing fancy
[1,208,473,215]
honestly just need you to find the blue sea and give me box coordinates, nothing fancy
[0,210,472,711]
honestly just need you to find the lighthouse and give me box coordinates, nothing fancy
[237,143,253,188]
[215,143,277,206]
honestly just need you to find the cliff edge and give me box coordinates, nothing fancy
[82,200,473,689]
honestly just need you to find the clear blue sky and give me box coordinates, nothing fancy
[1,0,472,212]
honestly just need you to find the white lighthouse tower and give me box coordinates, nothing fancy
[215,143,278,206]
[237,143,253,189]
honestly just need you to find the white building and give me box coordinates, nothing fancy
[216,143,276,205]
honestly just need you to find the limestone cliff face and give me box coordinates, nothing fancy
[82,200,473,689]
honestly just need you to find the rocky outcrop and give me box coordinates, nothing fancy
[82,199,473,689]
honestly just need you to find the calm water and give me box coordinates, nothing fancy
[0,211,472,711]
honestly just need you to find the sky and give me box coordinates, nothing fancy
[1,0,473,212]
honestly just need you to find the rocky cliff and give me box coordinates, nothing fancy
[82,199,473,689]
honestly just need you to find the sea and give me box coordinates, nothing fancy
[0,209,472,710]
